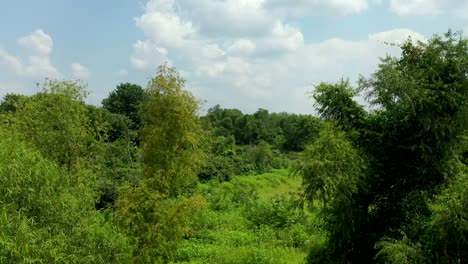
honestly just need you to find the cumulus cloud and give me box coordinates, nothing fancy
[180,0,271,38]
[131,0,427,113]
[0,50,23,74]
[131,0,306,71]
[135,7,195,49]
[191,28,424,113]
[24,56,60,79]
[71,63,91,79]
[0,29,61,79]
[17,29,53,56]
[390,0,468,17]
[130,40,169,70]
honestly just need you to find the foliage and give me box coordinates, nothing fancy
[423,171,468,263]
[303,31,468,263]
[116,185,207,263]
[102,82,146,130]
[312,79,366,132]
[198,136,236,182]
[280,114,322,151]
[9,80,94,173]
[0,93,28,112]
[140,64,205,196]
[0,138,133,263]
[174,169,323,264]
[115,65,207,263]
[202,105,321,150]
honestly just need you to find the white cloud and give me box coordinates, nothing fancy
[131,0,306,70]
[180,0,271,38]
[71,63,91,79]
[24,56,60,79]
[0,50,23,74]
[227,39,256,55]
[270,22,304,50]
[390,0,468,17]
[135,1,195,49]
[369,28,427,44]
[264,0,371,16]
[132,1,428,113]
[17,29,53,56]
[130,40,169,70]
[0,29,61,83]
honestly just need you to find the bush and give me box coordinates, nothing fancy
[0,138,133,263]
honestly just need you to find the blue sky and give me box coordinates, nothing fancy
[1,0,467,114]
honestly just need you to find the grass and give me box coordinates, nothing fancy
[171,169,326,264]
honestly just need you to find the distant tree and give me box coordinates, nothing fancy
[102,83,145,130]
[313,79,366,132]
[281,114,322,151]
[0,93,28,112]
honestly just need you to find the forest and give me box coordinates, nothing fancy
[0,31,466,263]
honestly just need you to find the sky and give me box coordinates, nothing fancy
[0,0,467,114]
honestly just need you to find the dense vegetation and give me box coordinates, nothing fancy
[0,31,466,263]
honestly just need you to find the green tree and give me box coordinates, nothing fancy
[115,65,207,262]
[0,93,28,112]
[11,80,93,173]
[303,31,468,263]
[102,83,146,130]
[312,79,366,133]
[280,114,322,151]
[140,64,205,196]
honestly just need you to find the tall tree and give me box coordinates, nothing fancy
[140,65,205,196]
[116,65,207,262]
[302,31,468,263]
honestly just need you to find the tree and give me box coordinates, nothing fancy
[140,64,205,196]
[11,80,93,173]
[303,31,468,263]
[280,114,322,151]
[115,65,207,262]
[0,93,28,112]
[102,83,146,130]
[312,79,366,133]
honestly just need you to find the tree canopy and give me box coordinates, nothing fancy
[302,31,468,263]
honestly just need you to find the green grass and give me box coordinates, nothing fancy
[171,169,326,264]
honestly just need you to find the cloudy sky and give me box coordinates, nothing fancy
[1,0,467,114]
